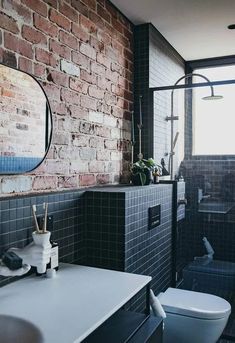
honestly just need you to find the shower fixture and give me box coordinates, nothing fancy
[168,72,223,179]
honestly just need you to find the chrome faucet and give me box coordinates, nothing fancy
[198,188,211,203]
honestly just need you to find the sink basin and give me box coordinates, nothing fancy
[198,201,235,214]
[0,315,43,343]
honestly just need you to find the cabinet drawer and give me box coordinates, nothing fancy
[83,310,162,343]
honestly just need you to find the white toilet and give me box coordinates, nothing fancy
[157,288,231,343]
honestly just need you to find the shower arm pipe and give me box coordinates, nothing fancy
[149,78,235,92]
[169,73,215,179]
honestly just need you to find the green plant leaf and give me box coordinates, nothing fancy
[139,172,146,186]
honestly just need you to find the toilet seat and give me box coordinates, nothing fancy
[158,288,231,320]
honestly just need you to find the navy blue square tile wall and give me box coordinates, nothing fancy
[0,190,85,287]
[84,184,173,298]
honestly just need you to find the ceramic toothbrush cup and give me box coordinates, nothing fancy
[32,231,51,273]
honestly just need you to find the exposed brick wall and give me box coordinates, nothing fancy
[0,0,133,196]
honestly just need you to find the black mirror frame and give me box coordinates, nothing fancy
[0,63,53,175]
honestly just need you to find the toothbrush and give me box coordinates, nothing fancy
[32,205,40,233]
[43,202,48,233]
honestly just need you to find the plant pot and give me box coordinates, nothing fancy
[131,173,144,186]
[131,169,152,186]
[144,169,152,185]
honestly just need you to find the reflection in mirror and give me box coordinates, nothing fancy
[0,64,52,174]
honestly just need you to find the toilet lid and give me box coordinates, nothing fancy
[158,288,231,319]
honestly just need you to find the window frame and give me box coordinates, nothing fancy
[185,55,235,160]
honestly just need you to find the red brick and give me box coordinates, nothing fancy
[97,0,105,7]
[88,85,104,99]
[82,0,96,10]
[49,39,70,60]
[80,14,97,34]
[4,32,33,59]
[2,89,14,97]
[111,84,124,97]
[61,88,80,105]
[116,33,129,48]
[96,174,110,184]
[34,63,46,78]
[95,125,110,138]
[104,139,117,150]
[34,13,59,37]
[81,95,97,110]
[71,0,89,17]
[2,49,16,67]
[49,8,71,31]
[71,51,90,70]
[112,40,123,55]
[41,82,60,100]
[80,70,97,84]
[44,0,58,9]
[79,174,96,186]
[80,42,96,60]
[112,106,123,118]
[105,69,119,83]
[124,48,133,62]
[89,11,105,30]
[59,30,78,50]
[89,137,103,150]
[89,161,105,173]
[35,47,57,67]
[47,70,69,87]
[33,176,57,190]
[69,78,88,94]
[69,105,88,120]
[97,30,111,45]
[50,100,69,115]
[106,46,118,61]
[59,2,78,22]
[97,53,111,68]
[18,57,33,73]
[90,36,105,53]
[96,149,110,160]
[58,176,78,188]
[97,4,110,23]
[97,76,112,91]
[71,23,89,42]
[106,1,118,19]
[22,25,47,45]
[91,61,105,75]
[22,0,47,17]
[123,27,133,43]
[2,0,31,23]
[0,11,19,34]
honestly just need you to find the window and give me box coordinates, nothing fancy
[192,65,235,155]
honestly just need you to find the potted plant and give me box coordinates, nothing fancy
[131,158,162,186]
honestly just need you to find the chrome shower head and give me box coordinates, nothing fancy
[202,94,223,100]
[202,87,223,101]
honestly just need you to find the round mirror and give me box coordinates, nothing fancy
[0,64,52,174]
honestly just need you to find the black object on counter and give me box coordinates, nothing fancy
[2,251,23,270]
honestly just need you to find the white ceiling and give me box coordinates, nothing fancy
[111,0,235,61]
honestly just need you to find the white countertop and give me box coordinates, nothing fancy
[0,263,151,343]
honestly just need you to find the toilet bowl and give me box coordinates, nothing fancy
[157,287,231,343]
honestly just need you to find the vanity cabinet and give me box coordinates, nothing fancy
[84,310,163,343]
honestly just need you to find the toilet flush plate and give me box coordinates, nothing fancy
[148,204,161,230]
